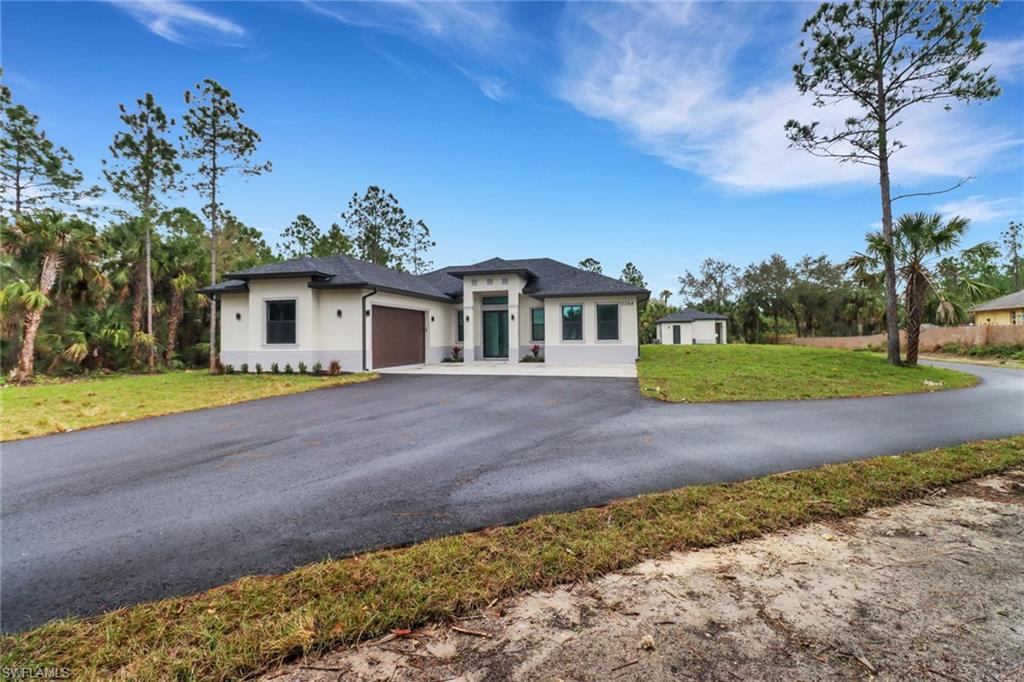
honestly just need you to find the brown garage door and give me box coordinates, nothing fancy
[371,305,425,368]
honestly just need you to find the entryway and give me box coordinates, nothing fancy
[483,310,509,359]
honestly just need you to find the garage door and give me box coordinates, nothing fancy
[371,305,425,368]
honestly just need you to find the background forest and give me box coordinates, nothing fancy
[1,75,1020,383]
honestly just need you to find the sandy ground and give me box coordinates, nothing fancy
[266,472,1024,682]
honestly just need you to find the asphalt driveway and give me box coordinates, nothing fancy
[2,362,1021,632]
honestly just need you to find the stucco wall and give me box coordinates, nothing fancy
[217,276,643,369]
[542,296,640,363]
[974,309,1022,326]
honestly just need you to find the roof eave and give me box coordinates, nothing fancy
[225,270,333,281]
[308,281,454,303]
[531,289,649,300]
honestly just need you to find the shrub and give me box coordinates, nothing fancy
[328,360,341,375]
[270,362,280,374]
[312,361,323,375]
[284,363,294,374]
[450,345,462,361]
[239,363,249,374]
[223,364,234,375]
[530,343,542,359]
[297,361,307,374]
[254,363,263,375]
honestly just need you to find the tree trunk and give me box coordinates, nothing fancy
[130,264,144,368]
[13,251,60,383]
[905,273,925,366]
[876,67,901,365]
[165,284,183,364]
[144,215,156,372]
[208,127,219,373]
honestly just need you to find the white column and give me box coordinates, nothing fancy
[463,303,475,363]
[508,301,520,362]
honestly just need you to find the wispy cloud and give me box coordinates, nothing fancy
[936,195,1020,223]
[980,38,1024,83]
[303,0,510,56]
[557,2,1020,193]
[457,66,510,102]
[110,1,245,46]
[304,1,516,101]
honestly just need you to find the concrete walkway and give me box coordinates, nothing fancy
[376,360,638,378]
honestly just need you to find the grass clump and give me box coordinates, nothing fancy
[638,344,977,402]
[2,436,1021,680]
[0,371,378,441]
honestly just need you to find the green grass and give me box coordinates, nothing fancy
[0,371,379,441]
[2,435,1021,681]
[638,344,978,402]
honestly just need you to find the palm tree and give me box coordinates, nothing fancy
[1,210,100,382]
[848,212,990,365]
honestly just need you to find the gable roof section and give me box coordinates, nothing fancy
[226,254,453,302]
[444,257,537,279]
[655,307,729,323]
[204,255,649,302]
[971,289,1024,312]
[423,258,649,300]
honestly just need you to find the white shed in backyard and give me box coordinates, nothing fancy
[655,308,728,345]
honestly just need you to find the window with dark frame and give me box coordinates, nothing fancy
[531,308,545,341]
[561,304,582,341]
[266,300,296,344]
[457,309,464,342]
[596,304,619,340]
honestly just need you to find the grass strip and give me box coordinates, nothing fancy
[3,436,1021,680]
[0,371,379,441]
[637,344,978,402]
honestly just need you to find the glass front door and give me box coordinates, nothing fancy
[483,310,509,358]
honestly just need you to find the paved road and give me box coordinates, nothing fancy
[2,362,1021,632]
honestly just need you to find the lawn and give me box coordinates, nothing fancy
[2,435,1021,681]
[638,344,978,402]
[0,371,379,441]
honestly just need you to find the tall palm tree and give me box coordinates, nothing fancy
[849,212,989,365]
[1,210,100,382]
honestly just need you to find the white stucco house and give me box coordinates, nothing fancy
[655,308,728,345]
[200,255,649,371]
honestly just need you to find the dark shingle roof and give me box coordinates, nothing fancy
[226,254,452,302]
[204,255,649,302]
[655,307,729,323]
[971,289,1024,312]
[198,279,248,294]
[444,257,537,279]
[423,258,649,300]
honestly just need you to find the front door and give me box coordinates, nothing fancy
[672,325,681,344]
[483,310,509,358]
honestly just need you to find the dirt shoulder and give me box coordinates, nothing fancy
[920,353,1024,370]
[268,471,1024,682]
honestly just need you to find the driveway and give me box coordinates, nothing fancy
[2,362,1021,632]
[376,360,637,377]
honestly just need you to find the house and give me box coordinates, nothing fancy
[654,308,728,345]
[199,255,649,370]
[971,289,1024,326]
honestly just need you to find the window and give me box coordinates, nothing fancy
[596,304,619,340]
[266,300,296,344]
[561,305,583,341]
[482,296,508,305]
[531,308,545,341]
[457,309,464,342]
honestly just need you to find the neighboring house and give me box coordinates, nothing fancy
[971,289,1024,326]
[199,255,649,370]
[654,308,728,345]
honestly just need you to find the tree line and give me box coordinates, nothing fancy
[1,78,433,383]
[653,216,1020,364]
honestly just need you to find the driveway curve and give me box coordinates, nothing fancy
[2,361,1021,632]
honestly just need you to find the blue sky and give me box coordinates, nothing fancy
[4,1,1023,295]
